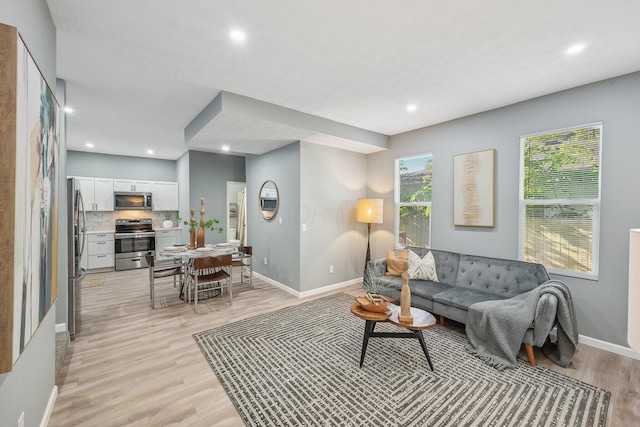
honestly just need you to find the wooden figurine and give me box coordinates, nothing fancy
[189,208,196,249]
[197,198,205,248]
[399,260,413,324]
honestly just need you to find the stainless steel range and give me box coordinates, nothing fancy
[115,218,155,271]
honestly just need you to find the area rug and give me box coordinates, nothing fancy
[193,293,610,427]
[81,273,105,288]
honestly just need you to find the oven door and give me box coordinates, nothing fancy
[115,232,156,270]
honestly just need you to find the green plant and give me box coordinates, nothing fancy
[164,213,174,221]
[362,268,388,295]
[177,215,223,233]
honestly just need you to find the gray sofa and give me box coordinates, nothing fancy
[367,246,559,365]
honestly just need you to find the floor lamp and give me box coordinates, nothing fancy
[357,198,383,284]
[629,229,640,353]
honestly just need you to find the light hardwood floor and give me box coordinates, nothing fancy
[50,269,640,426]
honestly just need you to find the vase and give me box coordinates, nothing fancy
[197,226,205,248]
[189,228,196,249]
[162,220,173,228]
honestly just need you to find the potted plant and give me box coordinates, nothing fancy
[163,213,174,228]
[359,268,390,312]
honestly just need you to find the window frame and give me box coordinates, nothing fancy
[394,153,433,250]
[518,122,603,280]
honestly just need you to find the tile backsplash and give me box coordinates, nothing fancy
[85,211,179,232]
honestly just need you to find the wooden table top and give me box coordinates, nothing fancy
[350,301,437,331]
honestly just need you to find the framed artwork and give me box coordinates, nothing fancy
[453,149,495,227]
[0,24,60,373]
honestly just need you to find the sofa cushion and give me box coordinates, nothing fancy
[433,288,506,311]
[411,280,453,300]
[454,255,550,298]
[386,249,408,276]
[407,250,438,281]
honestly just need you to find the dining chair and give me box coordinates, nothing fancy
[188,254,233,313]
[145,251,183,309]
[232,245,253,288]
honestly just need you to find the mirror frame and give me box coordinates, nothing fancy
[259,180,279,220]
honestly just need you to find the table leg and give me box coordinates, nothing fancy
[415,330,434,371]
[359,320,376,368]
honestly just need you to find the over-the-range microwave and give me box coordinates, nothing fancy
[114,192,153,210]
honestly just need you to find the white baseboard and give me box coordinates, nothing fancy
[55,323,67,333]
[579,334,640,360]
[40,385,58,427]
[252,273,360,299]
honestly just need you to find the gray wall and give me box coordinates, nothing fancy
[187,151,246,245]
[0,1,58,426]
[247,143,301,291]
[299,142,368,291]
[67,150,177,181]
[368,71,640,347]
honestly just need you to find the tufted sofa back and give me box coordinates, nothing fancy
[455,255,550,298]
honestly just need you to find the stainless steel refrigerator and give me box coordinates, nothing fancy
[67,178,87,338]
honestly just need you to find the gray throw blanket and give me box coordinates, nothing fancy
[465,280,578,370]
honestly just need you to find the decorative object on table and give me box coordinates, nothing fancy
[453,148,495,227]
[178,202,223,249]
[355,294,393,313]
[162,213,174,228]
[357,198,383,287]
[629,229,640,353]
[193,293,610,427]
[398,261,413,324]
[0,23,61,374]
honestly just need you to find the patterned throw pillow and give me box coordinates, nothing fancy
[407,250,439,282]
[386,249,408,276]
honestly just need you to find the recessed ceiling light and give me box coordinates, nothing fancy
[85,142,94,148]
[221,145,230,152]
[230,30,246,42]
[147,149,154,155]
[566,44,586,55]
[64,106,74,114]
[407,104,417,112]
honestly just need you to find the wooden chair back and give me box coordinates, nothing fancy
[194,254,232,271]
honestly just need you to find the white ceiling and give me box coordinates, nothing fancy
[47,0,640,160]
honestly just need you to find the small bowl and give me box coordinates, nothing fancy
[356,296,391,313]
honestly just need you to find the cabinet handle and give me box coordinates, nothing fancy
[97,241,106,245]
[98,255,105,258]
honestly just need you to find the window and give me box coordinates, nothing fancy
[395,154,433,248]
[519,123,602,279]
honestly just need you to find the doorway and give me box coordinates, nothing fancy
[227,181,246,245]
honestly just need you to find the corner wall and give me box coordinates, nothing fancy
[368,71,640,347]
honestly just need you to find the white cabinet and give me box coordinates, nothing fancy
[76,177,114,211]
[152,181,179,211]
[114,179,152,193]
[155,229,181,261]
[87,233,115,269]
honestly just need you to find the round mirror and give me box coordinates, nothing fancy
[259,180,279,220]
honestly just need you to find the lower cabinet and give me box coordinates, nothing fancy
[155,229,182,261]
[87,233,115,269]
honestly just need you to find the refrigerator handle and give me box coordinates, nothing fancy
[78,190,87,261]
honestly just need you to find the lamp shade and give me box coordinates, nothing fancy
[629,229,640,352]
[357,198,383,224]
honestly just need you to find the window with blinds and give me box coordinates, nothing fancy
[519,123,602,279]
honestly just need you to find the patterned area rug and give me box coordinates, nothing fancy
[193,293,610,427]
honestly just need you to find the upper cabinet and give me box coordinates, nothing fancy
[113,179,153,193]
[152,181,179,211]
[76,177,114,211]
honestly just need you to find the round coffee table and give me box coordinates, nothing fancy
[350,301,437,370]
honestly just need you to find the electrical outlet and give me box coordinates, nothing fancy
[17,412,24,427]
[329,265,334,273]
[278,217,282,224]
[302,223,307,232]
[263,257,267,265]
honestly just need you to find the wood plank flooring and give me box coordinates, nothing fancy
[50,269,640,426]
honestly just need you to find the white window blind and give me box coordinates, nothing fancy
[519,123,602,279]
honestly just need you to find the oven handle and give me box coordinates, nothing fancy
[115,232,156,239]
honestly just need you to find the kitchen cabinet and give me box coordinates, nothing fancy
[87,233,115,269]
[76,177,114,211]
[152,181,179,211]
[155,229,182,261]
[114,179,152,193]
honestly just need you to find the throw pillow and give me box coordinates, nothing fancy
[386,249,408,276]
[407,250,439,282]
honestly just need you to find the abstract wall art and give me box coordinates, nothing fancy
[453,149,495,227]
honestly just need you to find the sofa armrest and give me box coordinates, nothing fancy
[532,292,558,346]
[366,258,387,280]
